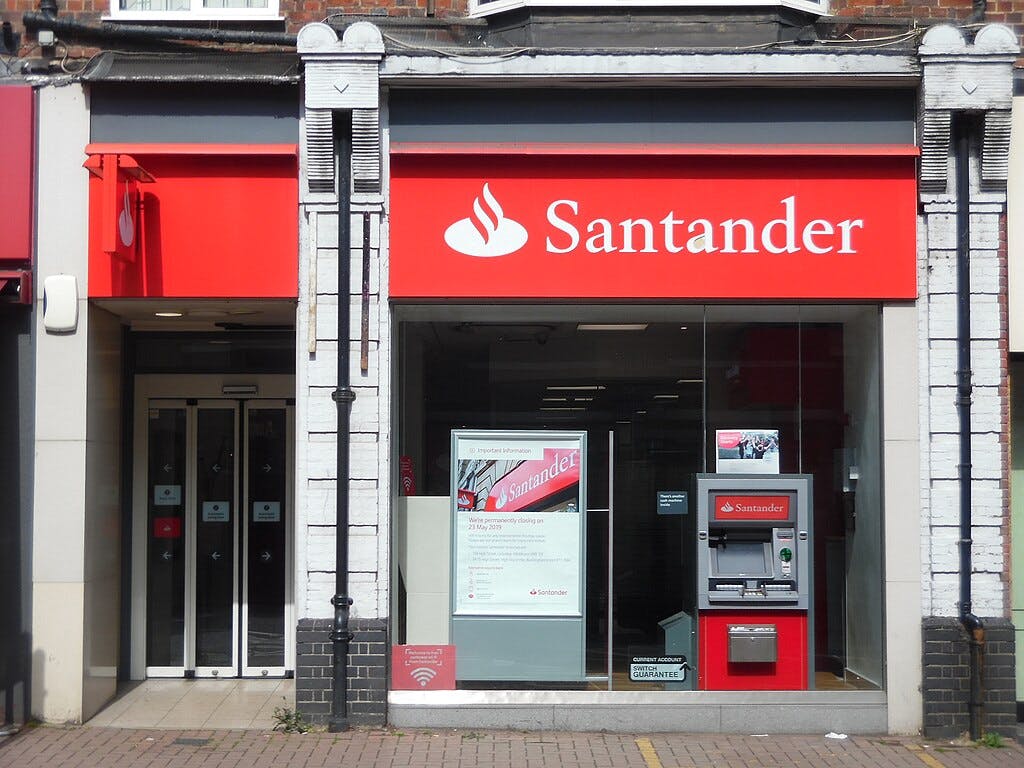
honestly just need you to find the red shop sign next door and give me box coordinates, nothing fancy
[389,151,917,301]
[86,145,298,299]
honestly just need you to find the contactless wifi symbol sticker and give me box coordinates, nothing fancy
[410,667,437,687]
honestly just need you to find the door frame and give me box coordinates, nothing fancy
[130,374,295,681]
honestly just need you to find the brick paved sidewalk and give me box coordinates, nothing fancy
[1,726,1023,768]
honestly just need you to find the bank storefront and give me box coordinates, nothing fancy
[382,109,916,731]
[292,20,1018,734]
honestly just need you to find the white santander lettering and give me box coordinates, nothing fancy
[721,219,756,254]
[661,213,686,253]
[620,218,658,254]
[838,219,864,254]
[762,196,798,254]
[542,197,862,257]
[586,218,615,253]
[688,219,716,253]
[546,200,579,253]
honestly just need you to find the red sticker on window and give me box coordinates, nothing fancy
[153,516,182,538]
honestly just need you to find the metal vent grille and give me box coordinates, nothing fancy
[352,108,380,194]
[982,109,1011,190]
[305,108,335,195]
[919,109,952,195]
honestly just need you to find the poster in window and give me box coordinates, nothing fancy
[451,431,585,617]
[715,429,780,474]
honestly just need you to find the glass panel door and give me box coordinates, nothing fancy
[193,404,239,677]
[143,397,292,678]
[243,403,290,675]
[146,406,188,674]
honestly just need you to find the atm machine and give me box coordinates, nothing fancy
[695,474,813,690]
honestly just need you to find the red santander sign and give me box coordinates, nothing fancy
[484,448,580,513]
[390,153,916,300]
[714,495,791,522]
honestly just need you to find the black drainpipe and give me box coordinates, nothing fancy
[954,117,985,741]
[23,11,297,47]
[329,115,355,733]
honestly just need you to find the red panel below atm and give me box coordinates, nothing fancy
[699,611,808,690]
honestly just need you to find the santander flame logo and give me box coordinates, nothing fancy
[720,502,735,513]
[444,183,528,257]
[118,189,135,248]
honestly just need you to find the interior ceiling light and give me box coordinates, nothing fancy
[154,311,184,317]
[573,397,595,402]
[576,323,648,332]
[540,406,586,412]
[654,394,680,400]
[680,326,688,331]
[546,385,606,391]
[676,378,704,384]
[542,397,568,402]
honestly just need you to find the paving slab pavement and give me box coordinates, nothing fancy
[1,726,1023,768]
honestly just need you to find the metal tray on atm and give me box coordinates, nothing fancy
[727,624,777,663]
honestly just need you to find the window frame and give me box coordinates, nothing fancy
[468,0,829,19]
[106,0,282,23]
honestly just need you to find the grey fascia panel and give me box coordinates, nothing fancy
[90,84,299,144]
[380,50,920,84]
[388,86,916,146]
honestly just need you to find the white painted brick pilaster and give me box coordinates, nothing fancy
[297,19,389,620]
[918,24,1015,619]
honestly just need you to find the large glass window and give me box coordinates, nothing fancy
[394,306,882,692]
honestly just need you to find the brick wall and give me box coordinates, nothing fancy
[922,617,1016,738]
[0,0,472,58]
[295,617,388,727]
[832,0,1022,32]
[279,0,468,30]
[4,1,1023,60]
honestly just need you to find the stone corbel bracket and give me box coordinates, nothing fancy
[298,22,385,202]
[919,24,1018,195]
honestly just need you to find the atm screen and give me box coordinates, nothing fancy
[712,541,771,577]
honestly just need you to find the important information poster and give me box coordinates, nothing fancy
[452,432,585,617]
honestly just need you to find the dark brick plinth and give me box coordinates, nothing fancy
[922,617,1016,739]
[295,617,388,727]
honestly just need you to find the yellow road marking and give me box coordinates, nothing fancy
[635,737,664,768]
[906,743,947,768]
